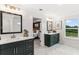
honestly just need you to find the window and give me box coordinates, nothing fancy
[65,18,79,37]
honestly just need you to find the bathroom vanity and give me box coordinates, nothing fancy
[44,33,59,47]
[0,37,34,55]
[0,11,34,55]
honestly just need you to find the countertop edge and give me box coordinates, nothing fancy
[0,37,34,45]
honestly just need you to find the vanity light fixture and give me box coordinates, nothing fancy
[48,17,52,19]
[47,16,53,21]
[4,4,21,11]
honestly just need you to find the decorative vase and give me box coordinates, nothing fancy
[23,29,29,37]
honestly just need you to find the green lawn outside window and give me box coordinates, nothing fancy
[65,19,79,37]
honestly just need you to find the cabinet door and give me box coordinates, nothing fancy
[25,39,34,55]
[56,34,59,43]
[0,43,15,55]
[15,41,26,55]
[1,48,14,55]
[15,39,34,55]
[50,35,56,45]
[54,34,59,43]
[16,45,26,55]
[44,35,50,46]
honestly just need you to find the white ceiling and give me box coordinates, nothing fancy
[18,4,79,17]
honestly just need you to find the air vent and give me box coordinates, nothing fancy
[39,9,43,11]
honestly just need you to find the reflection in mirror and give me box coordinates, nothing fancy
[1,11,22,34]
[12,15,21,32]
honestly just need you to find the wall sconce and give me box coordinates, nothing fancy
[5,4,8,7]
[47,16,52,21]
[48,17,52,19]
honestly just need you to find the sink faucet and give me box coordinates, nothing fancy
[11,34,16,38]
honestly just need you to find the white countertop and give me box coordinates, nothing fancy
[45,32,59,35]
[0,37,34,45]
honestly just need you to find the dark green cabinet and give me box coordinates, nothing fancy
[44,33,59,47]
[0,47,14,55]
[0,39,34,55]
[15,41,26,55]
[15,39,34,55]
[0,43,15,55]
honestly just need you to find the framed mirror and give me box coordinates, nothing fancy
[0,11,22,34]
[47,21,52,31]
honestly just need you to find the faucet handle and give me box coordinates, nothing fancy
[11,34,16,38]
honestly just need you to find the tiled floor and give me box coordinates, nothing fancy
[34,39,79,55]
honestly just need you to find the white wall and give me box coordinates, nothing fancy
[22,9,33,37]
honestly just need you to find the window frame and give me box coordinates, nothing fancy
[64,19,79,38]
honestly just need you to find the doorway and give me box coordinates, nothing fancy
[33,17,41,46]
[33,17,41,39]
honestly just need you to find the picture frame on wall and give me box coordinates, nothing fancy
[55,20,62,30]
[47,21,52,31]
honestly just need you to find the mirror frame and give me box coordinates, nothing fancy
[0,11,22,34]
